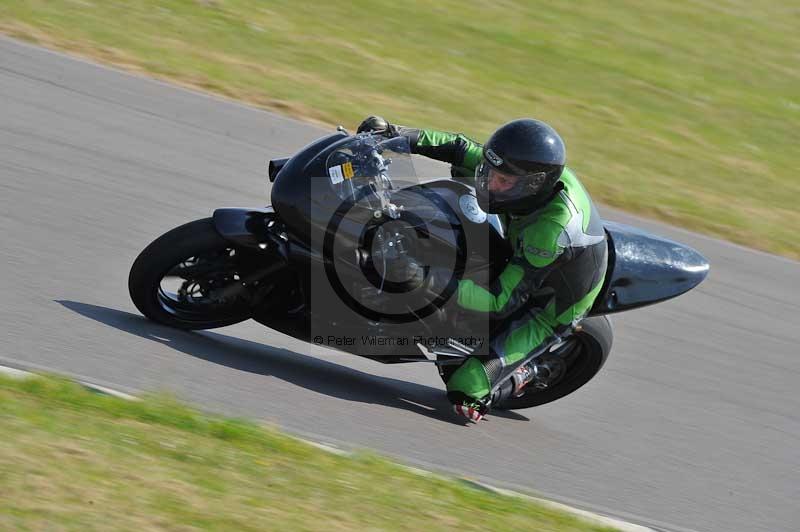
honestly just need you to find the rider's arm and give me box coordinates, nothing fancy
[396,128,484,183]
[456,218,568,318]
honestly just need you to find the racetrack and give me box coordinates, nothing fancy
[2,36,798,532]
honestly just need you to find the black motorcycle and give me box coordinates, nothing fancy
[129,130,709,410]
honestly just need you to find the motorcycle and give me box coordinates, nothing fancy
[129,129,709,410]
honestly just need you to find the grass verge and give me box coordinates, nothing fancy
[1,1,797,258]
[0,374,616,531]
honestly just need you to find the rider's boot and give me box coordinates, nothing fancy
[448,356,555,423]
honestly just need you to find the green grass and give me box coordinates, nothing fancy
[1,0,798,258]
[0,374,615,531]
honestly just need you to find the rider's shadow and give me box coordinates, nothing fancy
[56,301,528,425]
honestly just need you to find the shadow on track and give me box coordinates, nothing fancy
[57,301,528,424]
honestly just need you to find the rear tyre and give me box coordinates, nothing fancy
[129,218,260,330]
[497,315,613,409]
[437,315,613,410]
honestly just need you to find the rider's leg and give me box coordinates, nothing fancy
[446,311,555,417]
[446,278,606,420]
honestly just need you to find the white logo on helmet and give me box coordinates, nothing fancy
[485,148,503,167]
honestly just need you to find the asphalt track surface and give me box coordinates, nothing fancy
[2,37,798,532]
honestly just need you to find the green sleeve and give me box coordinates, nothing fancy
[400,128,483,183]
[457,261,526,314]
[456,218,566,315]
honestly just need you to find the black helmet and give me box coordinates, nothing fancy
[475,118,566,214]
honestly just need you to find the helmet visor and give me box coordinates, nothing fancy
[475,160,549,205]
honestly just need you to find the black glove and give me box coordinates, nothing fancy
[357,115,399,137]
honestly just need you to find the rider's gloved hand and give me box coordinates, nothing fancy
[357,116,399,137]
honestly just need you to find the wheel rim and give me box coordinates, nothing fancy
[501,333,598,408]
[156,247,256,323]
[520,338,578,394]
[525,353,568,391]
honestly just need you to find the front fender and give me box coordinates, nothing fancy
[212,207,275,248]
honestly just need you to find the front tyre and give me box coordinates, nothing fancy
[129,218,259,330]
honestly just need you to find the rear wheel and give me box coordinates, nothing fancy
[497,316,613,409]
[129,218,278,330]
[438,315,613,409]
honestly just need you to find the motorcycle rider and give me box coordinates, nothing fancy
[357,116,608,423]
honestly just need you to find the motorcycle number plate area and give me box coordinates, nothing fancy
[328,162,354,184]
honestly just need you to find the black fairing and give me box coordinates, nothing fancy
[270,132,348,245]
[281,179,510,293]
[396,180,510,280]
[263,168,510,359]
[269,132,510,281]
[589,221,709,315]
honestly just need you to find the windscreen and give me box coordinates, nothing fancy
[324,135,417,208]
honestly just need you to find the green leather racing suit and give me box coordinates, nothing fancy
[398,128,609,403]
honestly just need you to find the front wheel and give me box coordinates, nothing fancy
[129,218,275,330]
